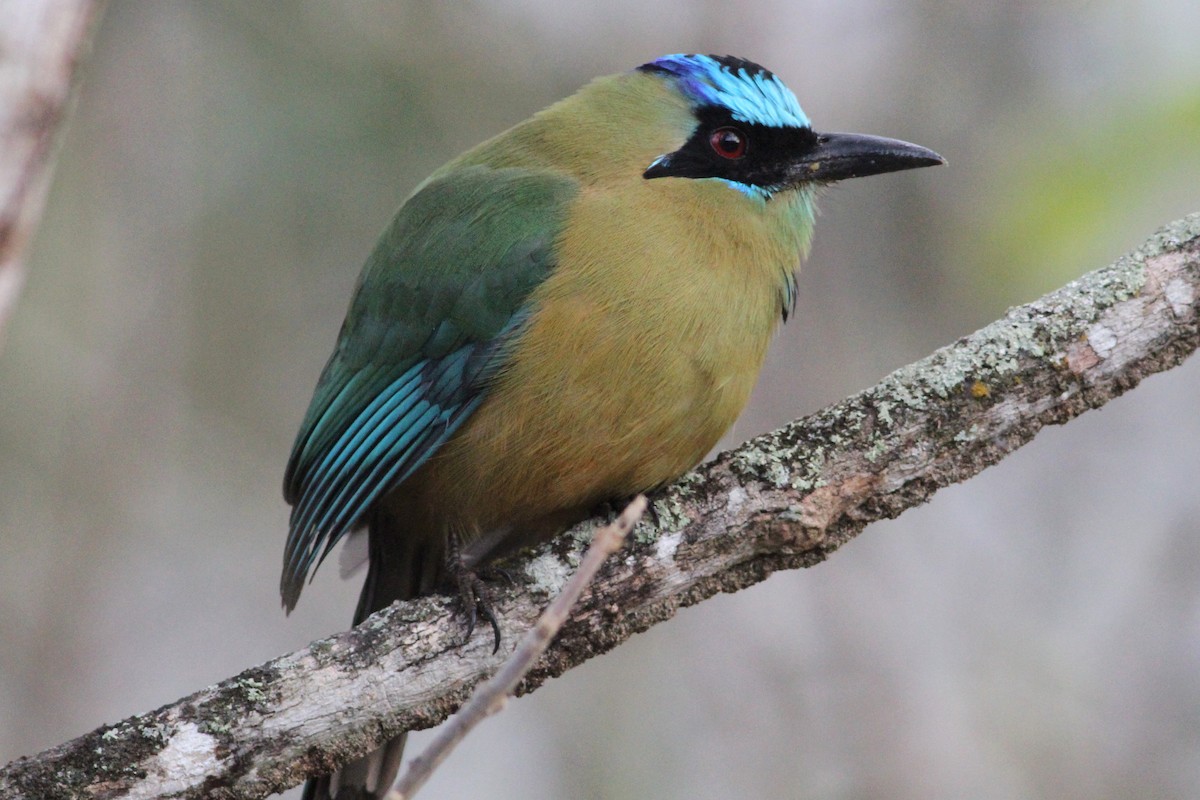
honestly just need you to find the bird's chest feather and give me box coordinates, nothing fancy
[530,181,810,429]
[415,183,810,531]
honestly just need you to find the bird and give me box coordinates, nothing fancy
[281,53,943,800]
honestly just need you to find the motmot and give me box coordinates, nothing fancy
[282,54,942,799]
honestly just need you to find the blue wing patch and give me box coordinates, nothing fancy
[281,314,526,611]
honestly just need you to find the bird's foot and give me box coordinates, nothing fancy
[446,532,502,654]
[475,563,516,586]
[595,493,661,530]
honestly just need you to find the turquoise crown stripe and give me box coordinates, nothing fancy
[645,54,810,129]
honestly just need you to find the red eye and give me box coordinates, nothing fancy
[709,127,747,159]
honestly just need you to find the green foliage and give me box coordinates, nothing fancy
[963,86,1200,304]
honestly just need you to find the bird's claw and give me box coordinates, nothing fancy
[448,532,503,654]
[596,493,661,531]
[456,571,501,653]
[476,563,516,586]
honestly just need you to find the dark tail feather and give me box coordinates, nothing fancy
[301,736,407,800]
[301,508,444,800]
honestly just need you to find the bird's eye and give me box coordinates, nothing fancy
[709,127,747,159]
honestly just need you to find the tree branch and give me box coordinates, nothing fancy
[2,213,1197,799]
[0,0,101,347]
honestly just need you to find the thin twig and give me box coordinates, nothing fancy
[386,496,647,800]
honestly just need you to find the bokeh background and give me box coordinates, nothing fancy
[3,2,1200,798]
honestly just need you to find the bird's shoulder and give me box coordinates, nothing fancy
[341,165,579,364]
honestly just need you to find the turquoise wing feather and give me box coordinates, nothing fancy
[281,166,578,609]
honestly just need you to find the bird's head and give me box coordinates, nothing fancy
[637,54,944,199]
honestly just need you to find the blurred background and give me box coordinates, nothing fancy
[3,2,1200,798]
